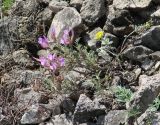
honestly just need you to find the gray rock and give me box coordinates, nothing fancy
[150,51,160,61]
[135,111,160,125]
[141,25,160,51]
[49,0,69,13]
[41,8,54,26]
[111,76,121,86]
[0,17,19,55]
[127,74,160,118]
[103,22,134,37]
[70,0,84,11]
[134,68,142,80]
[11,0,39,16]
[97,46,112,62]
[61,97,76,113]
[48,7,83,42]
[50,114,73,125]
[141,58,155,71]
[73,94,106,123]
[107,6,132,26]
[112,25,134,37]
[154,61,160,71]
[12,49,35,67]
[80,0,106,25]
[21,104,51,124]
[97,110,127,125]
[113,0,152,10]
[122,45,153,63]
[14,88,42,108]
[151,9,160,19]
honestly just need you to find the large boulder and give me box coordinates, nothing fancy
[48,7,83,42]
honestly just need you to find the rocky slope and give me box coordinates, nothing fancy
[1,0,160,125]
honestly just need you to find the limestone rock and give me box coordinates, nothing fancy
[48,7,83,42]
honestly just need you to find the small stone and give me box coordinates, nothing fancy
[155,61,160,71]
[134,68,142,80]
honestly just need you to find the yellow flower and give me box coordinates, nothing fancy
[95,31,104,40]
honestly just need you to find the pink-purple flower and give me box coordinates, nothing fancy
[38,36,49,48]
[51,26,56,41]
[60,28,74,45]
[34,54,65,72]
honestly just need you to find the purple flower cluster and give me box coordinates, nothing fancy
[35,54,65,72]
[36,26,74,72]
[38,27,74,48]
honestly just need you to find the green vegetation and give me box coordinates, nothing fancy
[113,86,133,103]
[149,97,160,111]
[2,0,14,12]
